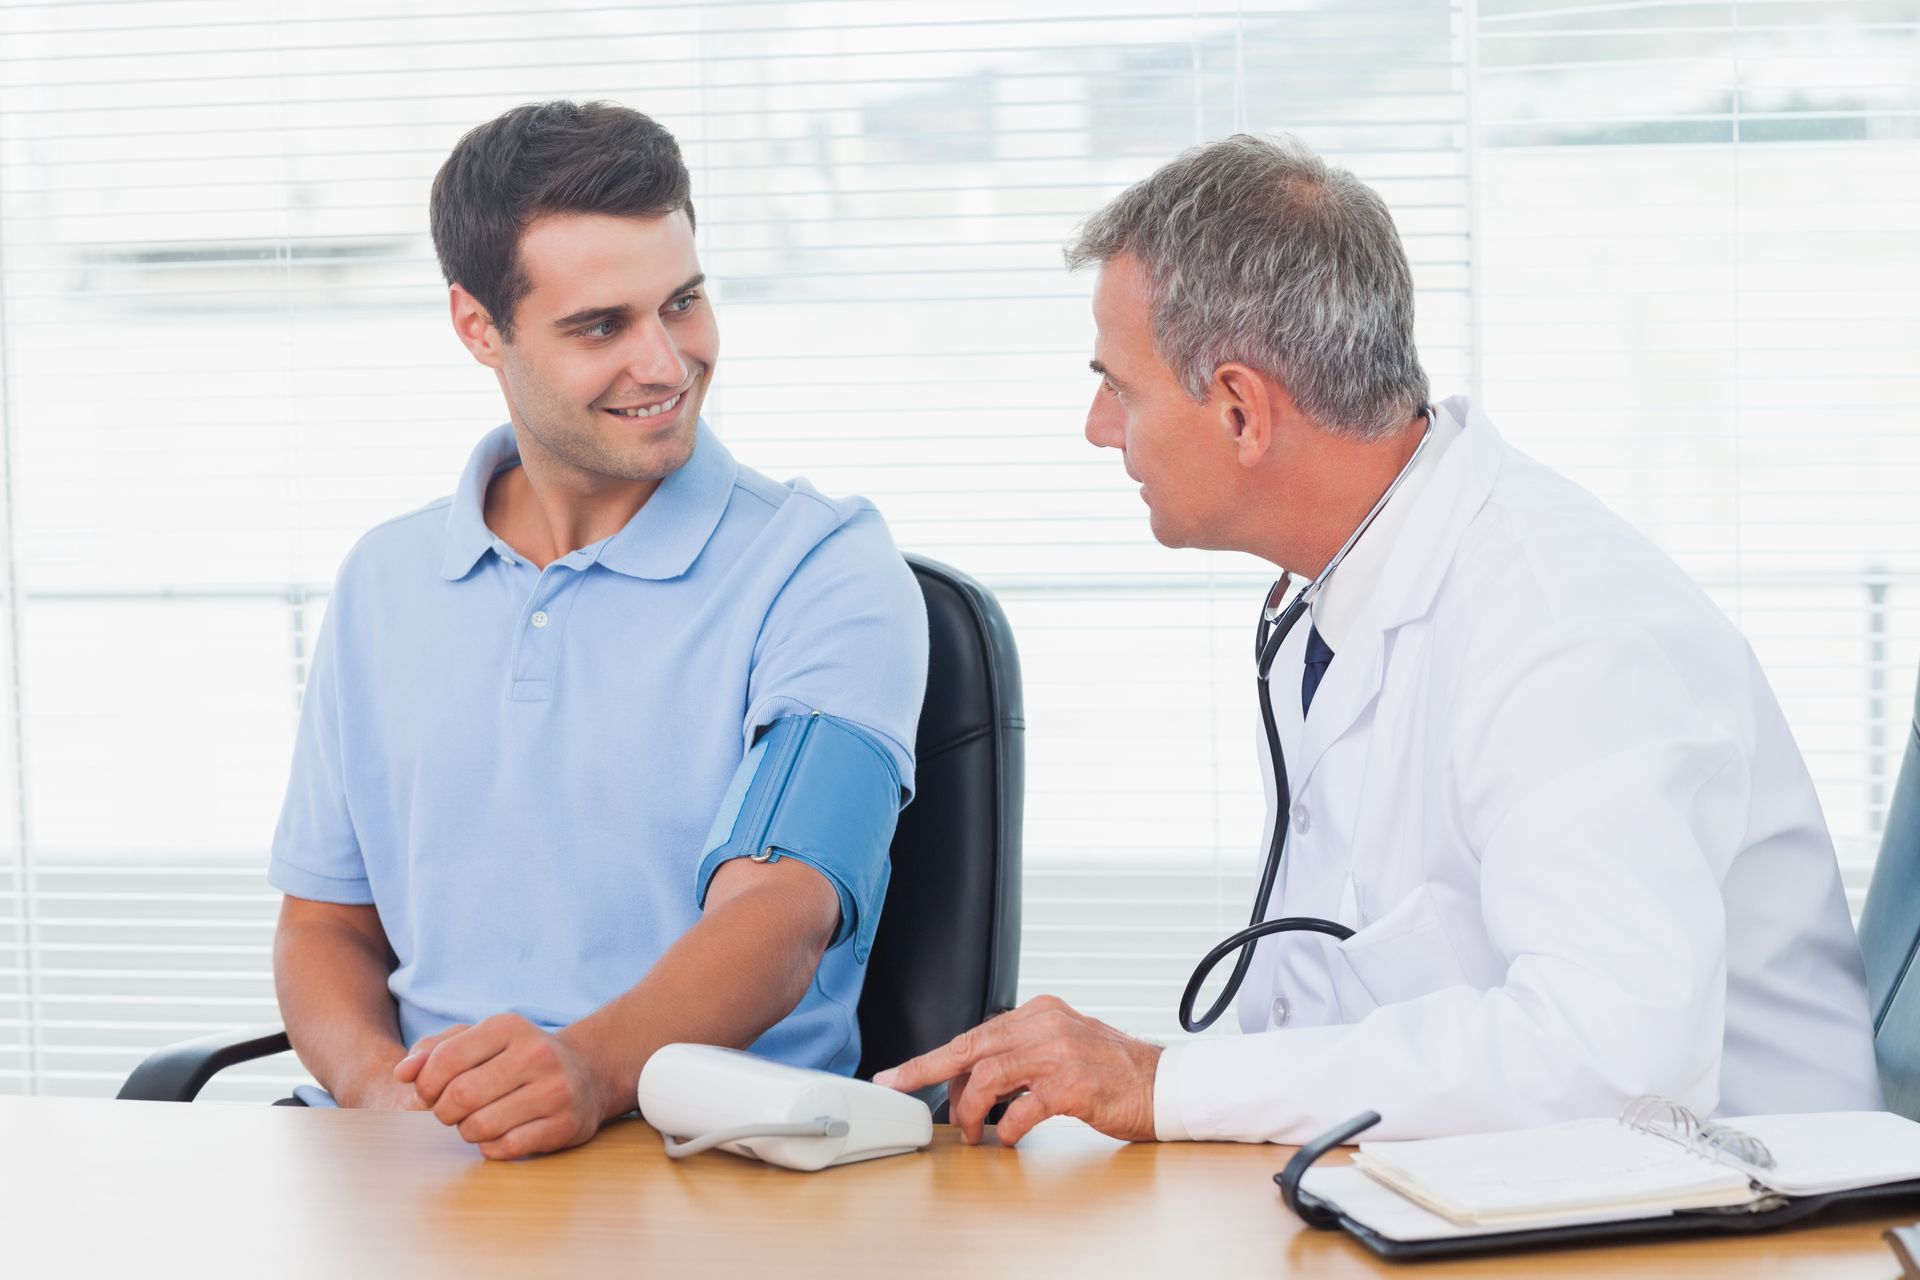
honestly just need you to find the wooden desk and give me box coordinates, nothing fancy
[0,1096,1908,1277]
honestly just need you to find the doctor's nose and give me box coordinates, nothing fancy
[624,318,691,391]
[1085,388,1123,451]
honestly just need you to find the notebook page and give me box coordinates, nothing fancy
[1299,1166,1682,1243]
[1355,1118,1755,1225]
[1720,1111,1920,1196]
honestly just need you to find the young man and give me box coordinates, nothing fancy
[878,134,1881,1145]
[270,101,927,1160]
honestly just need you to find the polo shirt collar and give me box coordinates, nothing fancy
[438,419,739,582]
[596,420,738,580]
[439,423,519,581]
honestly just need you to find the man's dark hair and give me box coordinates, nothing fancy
[430,100,695,342]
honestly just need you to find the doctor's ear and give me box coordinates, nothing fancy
[1213,363,1274,466]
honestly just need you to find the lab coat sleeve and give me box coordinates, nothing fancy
[1156,616,1749,1144]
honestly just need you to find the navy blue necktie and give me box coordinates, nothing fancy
[1301,625,1335,715]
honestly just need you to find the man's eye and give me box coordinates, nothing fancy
[667,292,700,314]
[580,319,619,339]
[1102,378,1119,396]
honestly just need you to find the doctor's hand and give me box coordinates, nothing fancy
[873,995,1162,1146]
[394,1013,615,1160]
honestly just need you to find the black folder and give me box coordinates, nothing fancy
[1275,1110,1920,1263]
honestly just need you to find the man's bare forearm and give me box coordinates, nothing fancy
[561,859,838,1120]
[272,896,409,1106]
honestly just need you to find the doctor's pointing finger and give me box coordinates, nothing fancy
[875,995,1162,1146]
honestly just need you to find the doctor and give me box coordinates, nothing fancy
[876,134,1885,1145]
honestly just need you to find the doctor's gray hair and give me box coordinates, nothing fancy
[1066,134,1429,441]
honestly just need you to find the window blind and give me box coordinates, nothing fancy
[1471,0,1920,904]
[0,0,1908,1100]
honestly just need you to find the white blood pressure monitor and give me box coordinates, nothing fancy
[637,1043,934,1172]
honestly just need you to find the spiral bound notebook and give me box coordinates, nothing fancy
[1280,1097,1920,1261]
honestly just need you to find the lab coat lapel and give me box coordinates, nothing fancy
[1291,397,1505,790]
[1293,627,1383,785]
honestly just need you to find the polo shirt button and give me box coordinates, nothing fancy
[1291,803,1310,835]
[531,611,549,628]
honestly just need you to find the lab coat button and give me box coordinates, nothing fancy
[1270,997,1291,1027]
[1291,803,1311,835]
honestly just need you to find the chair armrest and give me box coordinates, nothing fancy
[117,1026,293,1102]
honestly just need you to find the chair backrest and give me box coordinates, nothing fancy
[1859,661,1920,1119]
[855,555,1024,1081]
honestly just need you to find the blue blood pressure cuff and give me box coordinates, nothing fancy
[694,712,904,964]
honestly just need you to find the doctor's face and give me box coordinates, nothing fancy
[1084,254,1239,549]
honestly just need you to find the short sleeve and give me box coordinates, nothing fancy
[744,504,929,798]
[267,594,373,904]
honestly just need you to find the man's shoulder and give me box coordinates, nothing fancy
[333,495,456,591]
[718,459,904,571]
[727,456,876,527]
[1464,450,1698,611]
[706,462,919,649]
[1444,449,1748,675]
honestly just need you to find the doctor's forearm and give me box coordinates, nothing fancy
[560,874,837,1122]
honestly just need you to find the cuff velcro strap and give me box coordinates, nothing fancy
[695,712,903,963]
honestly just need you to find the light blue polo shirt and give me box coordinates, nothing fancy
[269,420,928,1079]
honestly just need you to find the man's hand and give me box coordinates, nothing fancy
[343,1072,428,1112]
[331,1048,428,1111]
[872,995,1162,1146]
[393,1013,615,1160]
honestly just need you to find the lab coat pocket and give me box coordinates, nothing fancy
[1327,884,1472,1020]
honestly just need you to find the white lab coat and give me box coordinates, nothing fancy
[1152,395,1884,1144]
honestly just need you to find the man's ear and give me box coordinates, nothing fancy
[1214,362,1274,467]
[449,284,506,369]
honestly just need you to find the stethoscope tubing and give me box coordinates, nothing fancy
[1179,587,1354,1032]
[1176,409,1437,1035]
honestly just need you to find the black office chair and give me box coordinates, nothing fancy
[1859,659,1920,1121]
[118,553,1024,1107]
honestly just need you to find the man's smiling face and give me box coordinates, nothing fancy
[491,209,717,488]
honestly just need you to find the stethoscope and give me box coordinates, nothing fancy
[1177,406,1438,1033]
